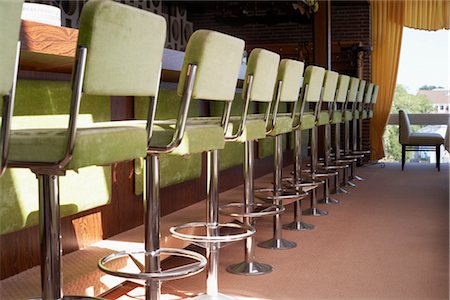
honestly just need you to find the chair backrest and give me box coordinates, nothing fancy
[78,0,166,97]
[243,48,280,102]
[0,0,23,96]
[347,77,360,103]
[276,59,304,103]
[356,80,366,103]
[371,85,379,104]
[335,75,350,104]
[399,110,411,144]
[178,30,245,102]
[364,83,374,105]
[321,70,339,103]
[303,65,326,103]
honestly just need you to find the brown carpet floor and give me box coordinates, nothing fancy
[1,162,449,299]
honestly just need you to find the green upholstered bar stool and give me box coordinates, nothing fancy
[165,30,256,300]
[281,66,328,218]
[218,49,286,275]
[334,77,361,188]
[326,74,351,195]
[254,57,311,249]
[354,82,374,159]
[359,84,379,158]
[3,1,173,299]
[0,0,22,178]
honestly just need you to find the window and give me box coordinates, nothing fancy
[440,105,444,110]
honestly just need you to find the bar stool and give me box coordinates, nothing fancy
[166,31,257,299]
[5,1,173,298]
[0,0,22,178]
[255,57,311,249]
[218,49,287,275]
[356,83,378,158]
[334,77,362,188]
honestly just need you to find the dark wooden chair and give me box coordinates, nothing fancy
[399,110,444,171]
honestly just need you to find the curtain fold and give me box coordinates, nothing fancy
[370,0,450,160]
[404,0,450,30]
[370,0,404,160]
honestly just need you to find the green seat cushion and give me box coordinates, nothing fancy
[331,112,342,124]
[230,117,267,142]
[344,110,353,122]
[362,111,368,119]
[267,115,293,136]
[317,111,330,126]
[9,120,147,170]
[151,121,225,155]
[354,111,360,120]
[297,113,316,130]
[407,133,444,146]
[369,111,374,118]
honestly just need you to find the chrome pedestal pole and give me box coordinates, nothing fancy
[333,123,349,194]
[258,135,297,250]
[283,130,315,230]
[227,141,272,275]
[319,124,340,204]
[145,155,161,300]
[39,174,62,300]
[303,127,328,216]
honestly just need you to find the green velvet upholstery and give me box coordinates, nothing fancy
[267,115,293,136]
[348,77,360,103]
[332,111,342,124]
[1,80,112,235]
[362,111,368,119]
[317,111,330,126]
[0,0,23,96]
[258,135,288,158]
[303,66,326,102]
[336,75,350,103]
[399,110,444,145]
[244,48,280,102]
[8,121,147,169]
[78,0,166,96]
[298,113,316,130]
[277,59,304,102]
[322,70,338,103]
[177,30,244,101]
[344,110,353,122]
[356,80,366,103]
[353,110,360,120]
[369,111,374,118]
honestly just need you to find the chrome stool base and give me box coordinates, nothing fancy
[335,187,349,194]
[319,196,341,204]
[354,175,364,181]
[226,261,272,276]
[258,238,297,250]
[347,181,357,187]
[303,207,328,216]
[283,221,315,231]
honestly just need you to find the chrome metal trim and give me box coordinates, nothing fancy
[266,80,283,135]
[147,64,197,153]
[225,75,253,141]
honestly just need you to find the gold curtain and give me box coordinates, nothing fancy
[404,0,450,30]
[370,0,450,160]
[370,0,404,160]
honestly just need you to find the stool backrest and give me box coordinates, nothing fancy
[178,30,245,102]
[78,0,166,97]
[0,0,23,96]
[321,70,339,103]
[0,0,23,176]
[399,110,412,144]
[347,77,360,103]
[303,66,326,103]
[276,59,304,103]
[364,83,374,105]
[356,80,366,103]
[371,85,379,104]
[335,75,350,104]
[243,48,280,103]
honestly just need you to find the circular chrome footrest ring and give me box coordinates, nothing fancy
[98,248,207,281]
[350,150,371,155]
[170,222,255,245]
[340,154,365,159]
[219,202,284,218]
[254,188,308,203]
